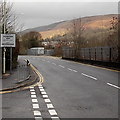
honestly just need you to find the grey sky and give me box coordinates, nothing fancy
[13,2,118,30]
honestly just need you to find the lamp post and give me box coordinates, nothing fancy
[3,0,6,74]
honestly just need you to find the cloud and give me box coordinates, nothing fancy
[13,2,118,29]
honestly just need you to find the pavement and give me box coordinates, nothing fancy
[2,61,26,89]
[1,58,38,94]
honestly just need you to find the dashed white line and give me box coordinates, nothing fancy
[107,82,120,89]
[41,91,47,95]
[33,104,39,109]
[47,104,54,109]
[31,95,37,98]
[52,63,56,65]
[39,89,45,92]
[68,68,73,71]
[33,110,41,116]
[32,99,38,103]
[59,65,65,68]
[81,73,97,80]
[44,99,51,103]
[30,89,35,92]
[51,117,60,120]
[48,110,57,116]
[31,92,36,95]
[72,70,78,72]
[42,95,48,98]
[35,117,43,120]
[39,86,43,89]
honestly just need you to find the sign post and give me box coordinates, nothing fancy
[1,34,16,73]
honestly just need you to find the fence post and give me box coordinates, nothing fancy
[109,47,112,62]
[101,47,103,61]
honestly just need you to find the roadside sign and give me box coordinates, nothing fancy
[1,34,16,47]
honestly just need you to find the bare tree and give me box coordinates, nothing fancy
[70,18,85,57]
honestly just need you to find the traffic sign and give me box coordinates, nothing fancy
[1,34,16,47]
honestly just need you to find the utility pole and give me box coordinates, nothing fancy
[3,0,6,74]
[0,2,2,79]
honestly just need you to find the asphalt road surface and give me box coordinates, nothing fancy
[2,55,119,119]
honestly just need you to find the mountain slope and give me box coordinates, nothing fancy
[21,14,117,39]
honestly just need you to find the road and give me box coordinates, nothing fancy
[2,55,119,119]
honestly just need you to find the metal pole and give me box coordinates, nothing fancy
[10,47,12,73]
[3,0,6,74]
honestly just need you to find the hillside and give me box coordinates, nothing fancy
[21,14,117,39]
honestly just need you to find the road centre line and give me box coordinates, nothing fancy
[72,70,78,72]
[68,68,73,71]
[52,63,56,65]
[81,73,97,80]
[59,65,65,68]
[107,82,120,89]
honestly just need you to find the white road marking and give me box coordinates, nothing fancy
[39,89,45,92]
[47,61,50,63]
[59,65,65,68]
[48,109,57,116]
[31,92,36,95]
[107,83,120,89]
[32,99,38,103]
[39,86,43,89]
[72,70,78,72]
[44,99,51,103]
[30,89,35,92]
[42,95,48,98]
[38,85,42,87]
[51,117,60,120]
[47,104,54,109]
[33,104,39,109]
[31,95,37,98]
[81,73,97,80]
[41,91,47,94]
[68,68,73,71]
[52,63,56,65]
[35,117,43,120]
[33,110,41,116]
